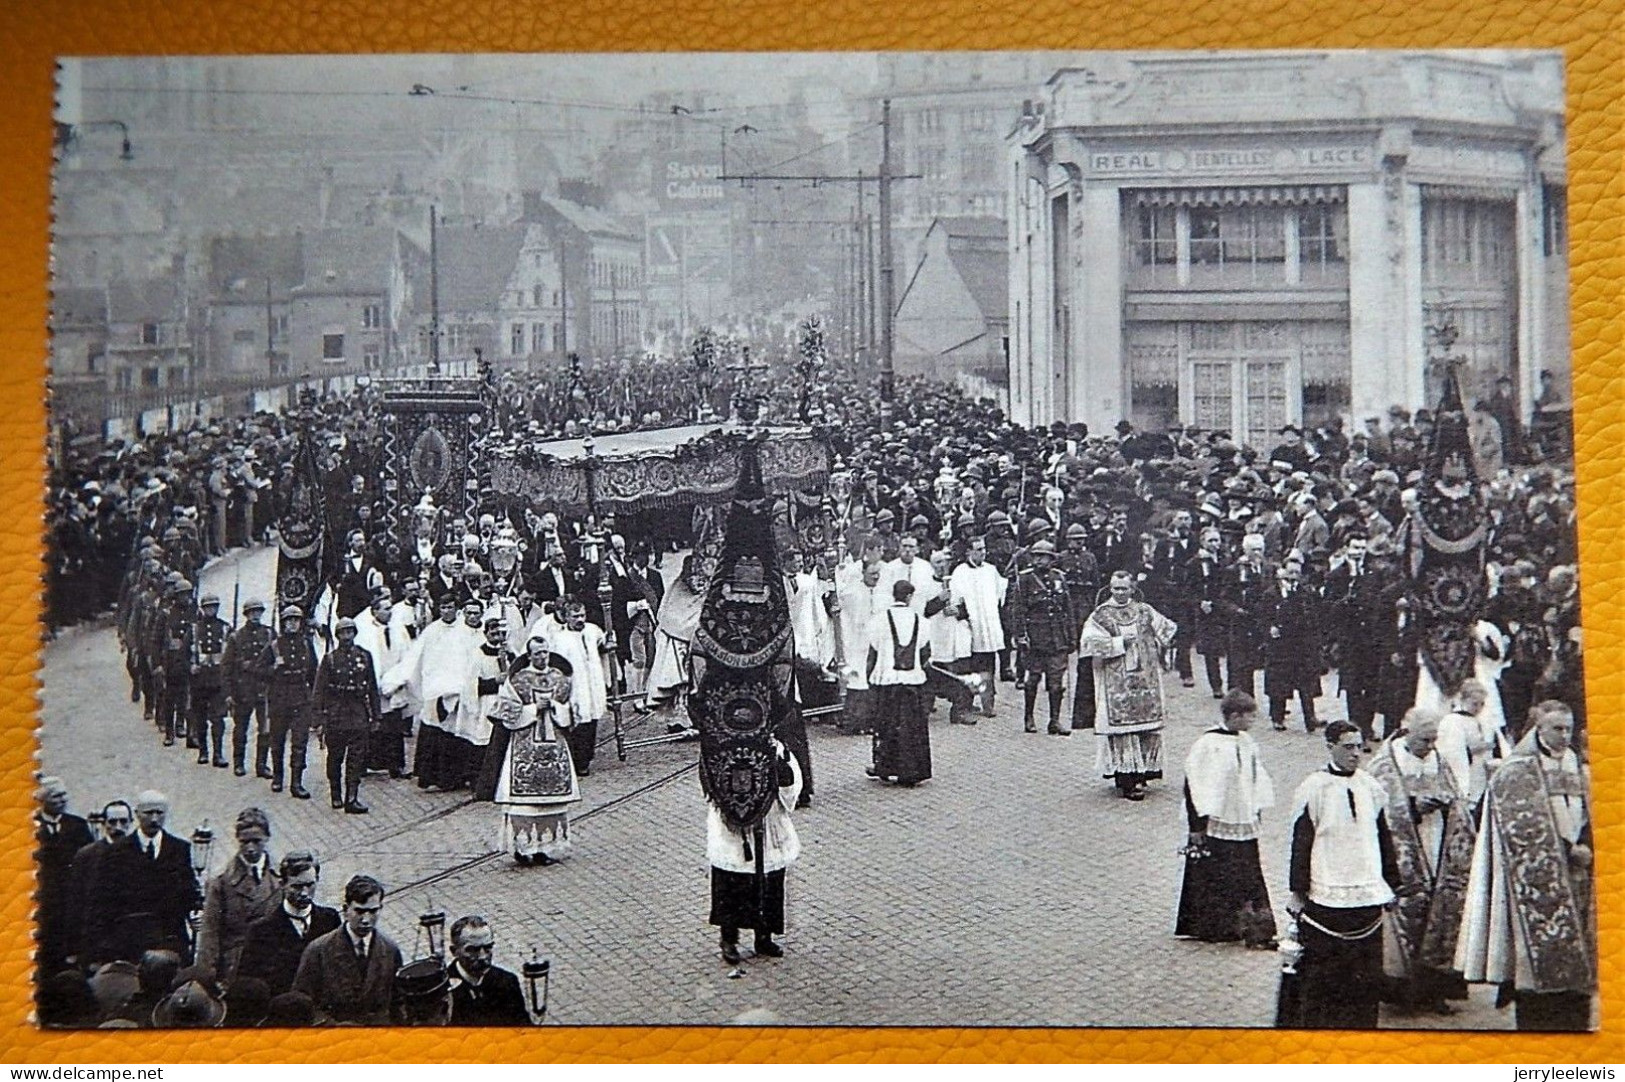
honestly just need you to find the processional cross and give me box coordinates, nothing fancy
[726,345,771,426]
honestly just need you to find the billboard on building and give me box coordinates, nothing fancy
[656,156,725,210]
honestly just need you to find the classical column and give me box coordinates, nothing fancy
[1347,151,1423,418]
[1072,183,1125,432]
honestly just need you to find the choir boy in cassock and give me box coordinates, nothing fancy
[1277,721,1401,1029]
[948,537,1006,717]
[1176,691,1276,945]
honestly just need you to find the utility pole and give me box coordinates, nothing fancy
[429,204,441,373]
[557,239,569,358]
[718,105,917,416]
[264,276,276,380]
[855,172,868,361]
[878,99,895,413]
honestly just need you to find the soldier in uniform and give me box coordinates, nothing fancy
[265,605,318,800]
[155,578,195,749]
[1007,540,1080,736]
[190,593,232,768]
[1060,523,1100,730]
[312,616,381,815]
[224,598,276,778]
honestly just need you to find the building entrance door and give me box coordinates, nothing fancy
[1187,354,1295,446]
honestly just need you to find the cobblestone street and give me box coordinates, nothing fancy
[38,547,1510,1029]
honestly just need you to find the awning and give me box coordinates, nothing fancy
[1132,185,1346,208]
[1419,184,1518,203]
[1125,300,1350,323]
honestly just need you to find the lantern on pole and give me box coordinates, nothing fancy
[522,947,552,1022]
[188,820,215,880]
[416,900,447,960]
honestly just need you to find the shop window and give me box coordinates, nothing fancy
[1543,185,1567,258]
[1298,204,1348,267]
[1135,206,1177,265]
[1190,206,1285,265]
[1423,197,1515,286]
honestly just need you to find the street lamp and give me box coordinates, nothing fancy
[522,947,551,1022]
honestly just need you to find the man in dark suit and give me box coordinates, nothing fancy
[1147,510,1198,688]
[96,790,201,963]
[291,873,402,1025]
[66,799,135,968]
[1322,533,1384,745]
[1091,505,1136,575]
[33,777,95,978]
[446,915,531,1026]
[535,546,575,615]
[236,850,339,997]
[1221,533,1277,699]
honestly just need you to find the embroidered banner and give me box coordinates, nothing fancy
[1489,756,1595,992]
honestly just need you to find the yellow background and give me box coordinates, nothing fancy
[3,0,1619,1063]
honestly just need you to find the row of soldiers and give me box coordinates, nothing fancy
[118,559,322,797]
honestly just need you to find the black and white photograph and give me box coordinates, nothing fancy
[40,49,1591,1032]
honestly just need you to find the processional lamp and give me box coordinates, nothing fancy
[417,901,447,960]
[522,947,552,1022]
[189,820,215,879]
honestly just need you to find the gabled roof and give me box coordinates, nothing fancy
[428,224,531,314]
[525,194,639,241]
[946,235,1008,325]
[897,216,1009,328]
[51,286,107,329]
[935,216,1006,241]
[106,277,183,324]
[208,235,305,304]
[294,227,397,296]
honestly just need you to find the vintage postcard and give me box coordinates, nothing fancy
[38,50,1590,1035]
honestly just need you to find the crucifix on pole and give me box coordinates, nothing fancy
[726,344,770,426]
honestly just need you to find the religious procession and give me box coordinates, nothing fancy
[37,318,1590,1030]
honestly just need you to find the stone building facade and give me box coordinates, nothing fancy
[1007,52,1568,442]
